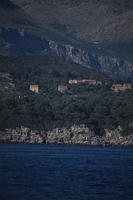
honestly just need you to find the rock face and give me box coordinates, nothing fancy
[0,125,133,146]
[49,41,133,77]
[0,19,133,78]
[0,127,46,144]
[1,0,133,77]
[1,26,133,77]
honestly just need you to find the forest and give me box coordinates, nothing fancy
[0,54,133,136]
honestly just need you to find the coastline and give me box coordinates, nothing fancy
[0,125,133,147]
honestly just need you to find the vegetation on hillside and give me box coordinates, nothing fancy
[0,55,133,135]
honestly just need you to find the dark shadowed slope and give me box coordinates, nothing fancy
[0,0,133,77]
[0,0,18,10]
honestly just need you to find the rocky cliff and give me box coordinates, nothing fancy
[1,26,133,77]
[0,125,133,146]
[49,41,133,77]
[1,0,133,77]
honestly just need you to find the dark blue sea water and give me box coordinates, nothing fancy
[0,145,133,200]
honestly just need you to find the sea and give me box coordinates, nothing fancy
[0,144,133,200]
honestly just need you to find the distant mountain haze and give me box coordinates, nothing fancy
[0,0,133,77]
[11,0,133,42]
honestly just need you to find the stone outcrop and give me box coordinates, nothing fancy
[0,127,46,144]
[1,26,133,77]
[49,41,133,77]
[1,26,133,78]
[0,125,133,146]
[1,0,133,78]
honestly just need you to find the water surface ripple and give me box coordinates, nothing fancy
[0,145,133,200]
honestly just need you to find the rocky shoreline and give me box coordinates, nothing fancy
[0,125,133,147]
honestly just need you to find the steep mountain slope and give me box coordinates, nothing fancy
[0,0,133,77]
[12,0,133,43]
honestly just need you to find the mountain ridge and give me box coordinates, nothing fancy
[0,0,133,77]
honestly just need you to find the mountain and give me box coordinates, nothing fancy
[11,0,133,43]
[0,0,18,9]
[0,0,133,77]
